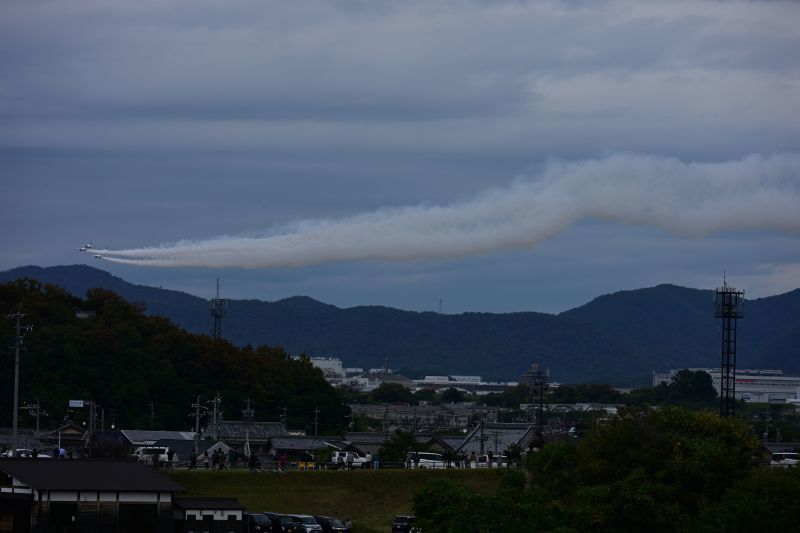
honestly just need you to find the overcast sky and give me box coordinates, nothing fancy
[1,0,799,313]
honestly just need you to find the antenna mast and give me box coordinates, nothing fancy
[210,277,228,341]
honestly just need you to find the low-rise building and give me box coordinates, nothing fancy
[350,403,497,431]
[0,458,182,533]
[412,375,517,395]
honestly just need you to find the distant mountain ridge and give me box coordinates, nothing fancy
[2,264,799,386]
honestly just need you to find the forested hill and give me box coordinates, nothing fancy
[2,265,799,386]
[0,278,348,431]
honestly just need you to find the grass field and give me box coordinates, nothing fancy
[167,468,502,532]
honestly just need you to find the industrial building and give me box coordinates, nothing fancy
[652,368,800,403]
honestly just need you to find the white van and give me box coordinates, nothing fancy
[405,452,445,469]
[474,454,508,468]
[133,446,170,463]
[770,452,799,468]
[331,451,367,468]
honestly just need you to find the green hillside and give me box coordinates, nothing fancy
[0,279,347,431]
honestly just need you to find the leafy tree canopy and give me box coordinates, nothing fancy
[0,280,348,433]
[416,407,765,532]
[370,382,413,404]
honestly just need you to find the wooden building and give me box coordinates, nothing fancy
[0,458,182,533]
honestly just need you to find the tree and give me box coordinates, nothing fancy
[414,407,760,532]
[0,280,349,433]
[440,387,466,404]
[376,430,426,462]
[669,369,717,404]
[413,388,438,404]
[370,382,413,404]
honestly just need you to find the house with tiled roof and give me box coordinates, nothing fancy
[0,458,182,533]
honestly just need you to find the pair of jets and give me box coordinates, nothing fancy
[78,243,103,259]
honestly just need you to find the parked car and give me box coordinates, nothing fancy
[331,451,367,468]
[0,449,51,458]
[474,454,507,468]
[288,514,322,533]
[405,452,445,469]
[313,515,349,533]
[132,446,169,463]
[264,512,301,533]
[392,515,419,533]
[770,452,800,468]
[245,512,272,532]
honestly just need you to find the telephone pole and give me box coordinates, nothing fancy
[313,407,320,437]
[191,396,207,456]
[208,393,223,440]
[23,398,47,440]
[8,312,32,451]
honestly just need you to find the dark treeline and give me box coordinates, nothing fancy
[414,407,800,532]
[0,280,348,433]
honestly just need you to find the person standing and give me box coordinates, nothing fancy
[189,450,197,470]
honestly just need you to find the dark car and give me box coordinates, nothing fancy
[288,514,323,532]
[313,515,349,533]
[392,515,417,533]
[245,512,272,532]
[264,512,301,533]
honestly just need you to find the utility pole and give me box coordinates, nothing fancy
[313,407,320,437]
[382,406,388,442]
[23,398,47,440]
[208,393,223,440]
[88,401,97,456]
[191,396,207,456]
[148,401,155,430]
[8,312,32,451]
[479,411,486,455]
[280,406,288,429]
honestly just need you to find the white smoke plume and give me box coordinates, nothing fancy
[96,153,800,268]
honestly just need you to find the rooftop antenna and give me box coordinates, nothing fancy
[210,277,228,342]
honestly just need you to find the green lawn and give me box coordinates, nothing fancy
[167,468,502,532]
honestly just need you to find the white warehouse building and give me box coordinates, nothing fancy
[653,368,800,403]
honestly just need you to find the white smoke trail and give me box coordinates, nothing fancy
[96,153,800,268]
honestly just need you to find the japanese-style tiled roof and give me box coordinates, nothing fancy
[0,459,183,492]
[152,439,221,456]
[344,432,389,444]
[174,497,245,510]
[427,436,466,450]
[216,422,287,440]
[270,436,334,451]
[121,430,195,445]
[455,423,536,454]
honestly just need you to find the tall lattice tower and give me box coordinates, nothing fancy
[714,280,744,418]
[210,278,227,342]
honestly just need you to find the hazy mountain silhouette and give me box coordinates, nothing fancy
[2,265,798,386]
